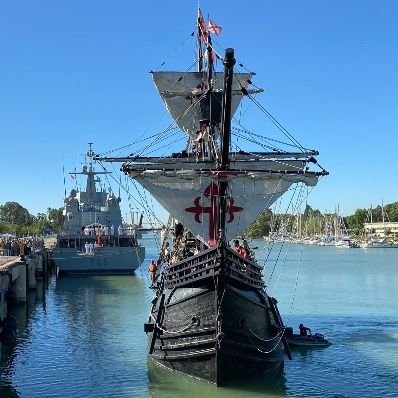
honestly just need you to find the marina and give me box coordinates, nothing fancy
[0,237,397,397]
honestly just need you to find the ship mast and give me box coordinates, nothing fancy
[70,143,110,204]
[197,11,203,72]
[218,48,235,243]
[197,9,216,161]
[86,142,96,202]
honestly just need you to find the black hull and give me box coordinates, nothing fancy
[145,243,285,385]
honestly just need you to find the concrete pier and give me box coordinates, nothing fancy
[0,256,28,315]
[27,253,43,289]
[0,251,50,351]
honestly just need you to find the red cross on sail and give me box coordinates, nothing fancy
[185,182,243,246]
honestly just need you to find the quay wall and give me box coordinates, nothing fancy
[0,250,52,351]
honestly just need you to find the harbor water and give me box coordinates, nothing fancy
[1,236,397,397]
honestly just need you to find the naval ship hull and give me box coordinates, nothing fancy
[52,240,145,275]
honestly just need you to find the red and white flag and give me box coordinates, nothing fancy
[198,8,208,43]
[208,20,222,36]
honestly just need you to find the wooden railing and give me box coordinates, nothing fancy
[164,245,264,289]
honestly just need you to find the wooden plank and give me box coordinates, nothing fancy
[148,293,166,355]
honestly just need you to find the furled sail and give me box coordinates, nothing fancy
[152,71,262,140]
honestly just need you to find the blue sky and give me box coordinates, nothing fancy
[1,0,397,224]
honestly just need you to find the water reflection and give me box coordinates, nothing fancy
[0,280,47,398]
[147,358,287,398]
[1,239,398,397]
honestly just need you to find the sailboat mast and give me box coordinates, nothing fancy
[218,48,236,242]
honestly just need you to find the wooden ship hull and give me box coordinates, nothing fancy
[101,11,326,386]
[145,243,287,385]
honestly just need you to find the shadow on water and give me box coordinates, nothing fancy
[0,383,20,398]
[54,273,145,290]
[2,274,150,398]
[0,281,48,398]
[288,345,330,358]
[147,358,287,398]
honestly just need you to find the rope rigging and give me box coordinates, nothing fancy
[150,313,199,335]
[243,320,286,355]
[150,31,196,73]
[96,160,165,232]
[260,182,315,331]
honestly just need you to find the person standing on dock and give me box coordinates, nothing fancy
[19,240,25,256]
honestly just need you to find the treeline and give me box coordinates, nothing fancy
[0,201,63,236]
[245,202,398,238]
[2,200,398,238]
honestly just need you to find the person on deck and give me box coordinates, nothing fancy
[299,323,311,336]
[242,239,252,260]
[174,222,184,245]
[162,242,171,263]
[148,260,158,287]
[233,240,248,258]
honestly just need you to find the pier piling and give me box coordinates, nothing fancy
[0,249,51,352]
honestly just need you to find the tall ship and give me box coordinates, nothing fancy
[52,144,145,275]
[99,9,328,385]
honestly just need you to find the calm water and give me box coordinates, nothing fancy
[1,236,397,397]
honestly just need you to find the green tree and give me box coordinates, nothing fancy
[47,207,64,232]
[245,209,272,238]
[0,201,33,225]
[0,202,64,236]
[384,202,398,222]
[330,208,366,237]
